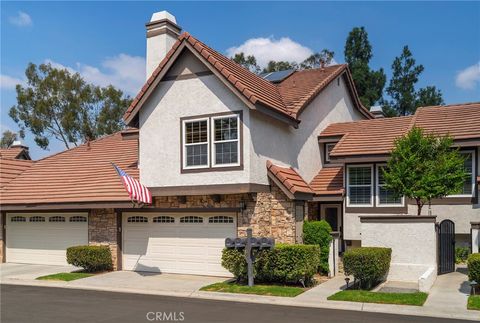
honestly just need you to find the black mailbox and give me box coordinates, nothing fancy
[225,238,235,248]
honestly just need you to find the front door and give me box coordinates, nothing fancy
[320,204,341,232]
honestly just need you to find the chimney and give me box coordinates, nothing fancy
[370,105,385,118]
[146,11,181,79]
[10,140,28,150]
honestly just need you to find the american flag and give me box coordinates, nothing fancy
[112,163,152,205]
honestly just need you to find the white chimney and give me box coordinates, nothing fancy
[146,11,181,79]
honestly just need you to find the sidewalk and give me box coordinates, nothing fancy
[1,266,478,321]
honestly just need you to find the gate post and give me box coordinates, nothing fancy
[472,222,480,254]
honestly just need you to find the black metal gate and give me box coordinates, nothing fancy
[438,219,455,275]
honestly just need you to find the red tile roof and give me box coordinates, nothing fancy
[266,160,313,195]
[0,147,29,160]
[0,159,34,189]
[319,102,480,157]
[124,32,372,125]
[0,131,139,205]
[309,166,344,196]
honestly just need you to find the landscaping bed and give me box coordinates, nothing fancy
[200,282,305,297]
[468,295,480,311]
[328,290,428,306]
[36,272,94,282]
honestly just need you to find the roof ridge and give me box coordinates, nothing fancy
[417,101,480,110]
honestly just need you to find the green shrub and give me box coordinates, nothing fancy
[66,245,113,272]
[468,253,480,283]
[343,247,392,290]
[221,244,320,286]
[455,247,470,264]
[302,220,332,274]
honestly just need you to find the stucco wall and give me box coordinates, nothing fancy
[361,217,437,288]
[139,51,251,187]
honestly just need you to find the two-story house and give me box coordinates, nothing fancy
[0,11,372,276]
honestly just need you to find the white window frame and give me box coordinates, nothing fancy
[325,143,336,163]
[376,164,405,207]
[450,150,476,197]
[211,114,241,168]
[182,117,210,170]
[346,164,374,207]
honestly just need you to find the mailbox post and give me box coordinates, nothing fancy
[225,228,274,287]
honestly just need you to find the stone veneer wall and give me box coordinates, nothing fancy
[89,209,118,270]
[154,180,297,243]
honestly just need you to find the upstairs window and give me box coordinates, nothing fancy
[376,165,403,206]
[347,165,373,206]
[183,119,209,169]
[456,151,475,196]
[213,116,240,166]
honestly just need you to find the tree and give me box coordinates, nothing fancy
[300,50,335,69]
[344,27,386,108]
[383,46,443,116]
[231,52,260,74]
[9,63,132,150]
[262,60,299,73]
[382,127,467,215]
[0,130,21,148]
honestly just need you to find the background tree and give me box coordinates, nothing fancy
[382,46,443,116]
[344,27,386,108]
[300,50,335,69]
[231,52,260,74]
[9,63,132,150]
[0,130,23,148]
[382,127,467,215]
[262,60,299,73]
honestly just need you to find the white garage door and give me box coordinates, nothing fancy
[122,212,236,276]
[6,213,88,266]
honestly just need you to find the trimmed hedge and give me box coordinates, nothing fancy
[302,220,332,273]
[222,244,320,286]
[468,253,480,283]
[343,247,391,290]
[66,245,113,272]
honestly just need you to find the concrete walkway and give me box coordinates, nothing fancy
[1,264,478,321]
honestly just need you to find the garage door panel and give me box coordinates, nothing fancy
[123,213,236,276]
[6,213,88,266]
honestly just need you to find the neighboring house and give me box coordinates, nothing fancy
[314,102,480,248]
[0,11,371,276]
[0,141,32,160]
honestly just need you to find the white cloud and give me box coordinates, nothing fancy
[9,11,33,27]
[455,62,480,90]
[45,54,146,95]
[226,37,314,67]
[0,74,24,90]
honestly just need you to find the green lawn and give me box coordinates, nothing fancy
[200,282,304,297]
[36,272,93,282]
[327,290,428,306]
[468,295,480,311]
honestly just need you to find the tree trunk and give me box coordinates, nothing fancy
[416,198,423,215]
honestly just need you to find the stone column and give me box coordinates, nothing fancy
[89,209,119,270]
[472,222,480,254]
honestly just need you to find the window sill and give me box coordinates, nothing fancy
[181,165,244,174]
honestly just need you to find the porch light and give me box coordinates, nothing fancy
[471,280,478,295]
[345,277,350,289]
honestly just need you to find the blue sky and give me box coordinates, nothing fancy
[1,1,479,159]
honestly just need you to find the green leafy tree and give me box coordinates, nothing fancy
[383,46,443,116]
[300,50,335,69]
[382,127,467,215]
[262,60,299,73]
[0,130,22,148]
[344,27,386,108]
[231,52,260,74]
[9,63,132,150]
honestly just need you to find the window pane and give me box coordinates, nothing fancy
[215,117,238,141]
[185,120,207,144]
[349,167,371,185]
[378,166,402,205]
[186,144,208,166]
[461,153,473,195]
[215,142,238,165]
[349,186,371,204]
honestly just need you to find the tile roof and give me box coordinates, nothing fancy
[124,32,372,125]
[0,159,34,189]
[266,160,314,195]
[0,147,29,160]
[319,102,480,157]
[309,166,344,196]
[0,131,139,205]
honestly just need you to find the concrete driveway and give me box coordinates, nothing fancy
[68,271,227,295]
[0,263,79,282]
